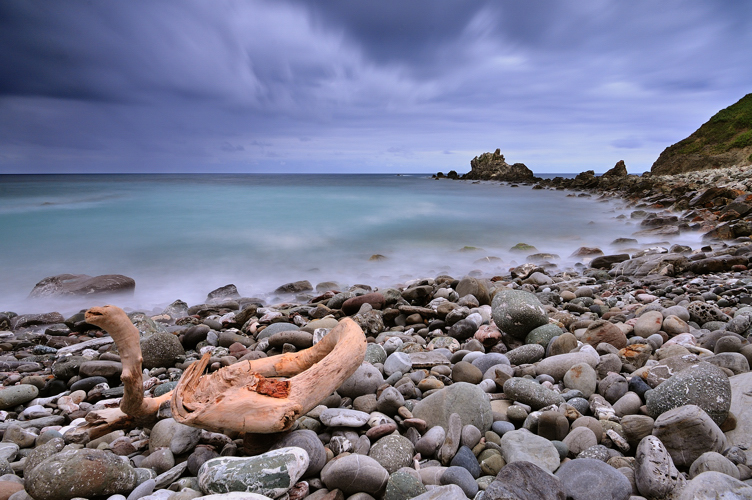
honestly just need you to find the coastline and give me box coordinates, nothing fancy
[0,168,751,498]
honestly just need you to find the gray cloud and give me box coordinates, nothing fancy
[0,0,750,173]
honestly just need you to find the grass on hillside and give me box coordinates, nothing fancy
[673,93,752,156]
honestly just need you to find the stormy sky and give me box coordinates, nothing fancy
[1,1,750,174]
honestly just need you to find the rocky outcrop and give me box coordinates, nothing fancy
[652,93,752,175]
[28,274,135,298]
[461,149,535,182]
[602,160,628,178]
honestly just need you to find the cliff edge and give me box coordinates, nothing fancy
[651,93,752,175]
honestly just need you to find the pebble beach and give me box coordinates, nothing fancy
[2,166,752,500]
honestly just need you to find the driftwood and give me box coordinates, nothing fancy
[67,305,366,444]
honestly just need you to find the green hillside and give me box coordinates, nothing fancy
[651,93,752,175]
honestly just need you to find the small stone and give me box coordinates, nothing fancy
[563,362,597,398]
[320,409,370,428]
[440,466,478,498]
[411,382,492,432]
[503,377,565,410]
[0,385,39,410]
[367,435,414,474]
[633,311,664,338]
[337,364,385,399]
[449,446,481,479]
[689,451,740,479]
[562,427,598,457]
[500,429,560,473]
[149,418,202,455]
[384,470,426,500]
[414,426,445,457]
[320,454,389,496]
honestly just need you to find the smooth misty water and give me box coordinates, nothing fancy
[0,174,700,314]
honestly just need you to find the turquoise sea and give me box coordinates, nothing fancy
[0,174,699,314]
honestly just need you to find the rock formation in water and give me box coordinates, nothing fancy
[651,93,752,175]
[462,149,536,182]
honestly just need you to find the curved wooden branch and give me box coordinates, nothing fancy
[84,305,172,420]
[75,305,366,441]
[171,317,366,435]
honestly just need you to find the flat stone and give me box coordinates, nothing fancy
[149,418,202,455]
[536,349,599,381]
[676,471,752,500]
[725,372,752,465]
[0,385,38,410]
[484,460,565,500]
[79,360,123,378]
[198,447,308,498]
[320,409,370,428]
[652,404,727,467]
[555,458,631,500]
[409,351,450,368]
[503,377,565,410]
[412,382,492,432]
[500,429,560,473]
[320,454,389,496]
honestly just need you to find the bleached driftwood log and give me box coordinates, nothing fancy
[66,305,366,444]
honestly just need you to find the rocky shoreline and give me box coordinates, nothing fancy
[1,170,752,500]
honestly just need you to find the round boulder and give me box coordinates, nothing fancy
[491,289,548,339]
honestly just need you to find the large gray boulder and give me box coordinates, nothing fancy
[28,273,135,298]
[491,289,548,339]
[412,382,492,432]
[645,362,731,426]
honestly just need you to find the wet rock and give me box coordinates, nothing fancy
[320,454,389,496]
[197,447,309,497]
[555,458,631,500]
[500,429,560,473]
[503,377,565,410]
[25,448,138,500]
[645,361,731,425]
[368,435,414,474]
[141,332,185,369]
[149,418,202,455]
[634,436,684,499]
[652,404,726,467]
[676,471,752,500]
[491,289,549,339]
[412,382,492,432]
[0,385,38,410]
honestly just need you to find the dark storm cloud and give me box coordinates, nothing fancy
[0,0,750,173]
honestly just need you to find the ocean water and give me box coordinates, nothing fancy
[0,174,701,315]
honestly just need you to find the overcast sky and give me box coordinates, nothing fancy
[1,1,750,174]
